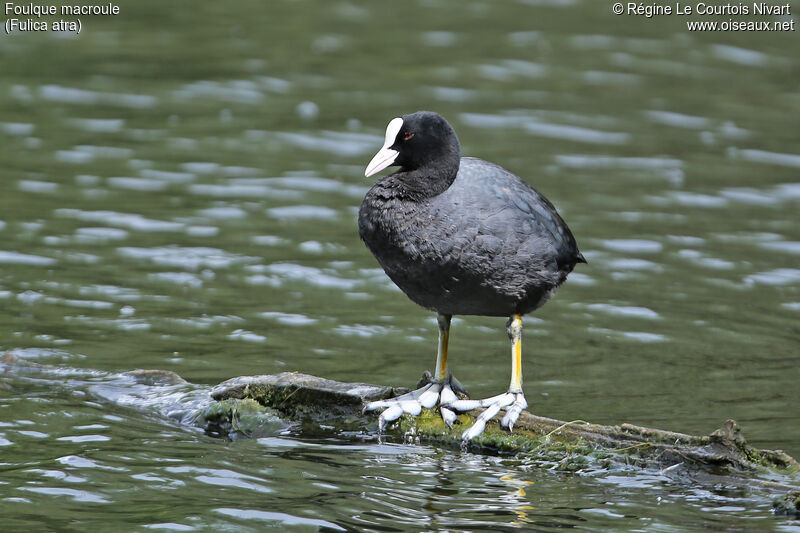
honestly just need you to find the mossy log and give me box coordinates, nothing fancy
[209,372,799,475]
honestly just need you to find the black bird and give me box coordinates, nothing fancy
[359,111,585,441]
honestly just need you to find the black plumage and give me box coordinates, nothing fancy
[359,111,585,317]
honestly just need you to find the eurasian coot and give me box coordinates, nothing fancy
[359,111,585,441]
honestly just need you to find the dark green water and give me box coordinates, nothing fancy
[1,1,799,530]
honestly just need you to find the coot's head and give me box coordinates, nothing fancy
[365,111,460,177]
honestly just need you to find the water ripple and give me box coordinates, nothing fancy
[2,122,35,136]
[737,149,800,168]
[6,347,78,361]
[227,329,267,343]
[259,312,318,326]
[665,192,728,208]
[55,434,111,443]
[524,121,630,145]
[267,175,366,197]
[39,84,156,108]
[588,327,667,343]
[19,487,109,504]
[148,272,204,288]
[56,455,127,471]
[78,284,141,302]
[601,239,663,254]
[719,187,776,206]
[744,268,800,287]
[759,241,800,255]
[108,177,168,192]
[476,59,547,81]
[214,508,346,531]
[0,251,56,266]
[555,154,682,171]
[644,110,710,129]
[189,183,277,198]
[710,44,778,67]
[65,316,152,331]
[584,303,660,319]
[426,85,479,102]
[606,258,662,272]
[676,250,735,270]
[196,206,248,219]
[67,118,125,133]
[266,205,339,220]
[165,467,273,493]
[56,209,185,232]
[19,179,59,193]
[273,131,377,157]
[333,324,392,338]
[117,246,257,270]
[74,227,130,243]
[255,263,360,290]
[251,235,290,246]
[173,80,264,105]
[142,523,195,531]
[139,169,196,183]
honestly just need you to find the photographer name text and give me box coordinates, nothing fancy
[612,2,795,31]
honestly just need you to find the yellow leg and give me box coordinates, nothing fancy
[507,314,523,393]
[434,313,451,381]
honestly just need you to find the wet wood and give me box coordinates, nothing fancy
[210,372,799,474]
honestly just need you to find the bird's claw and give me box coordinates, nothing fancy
[365,379,461,431]
[448,375,470,397]
[365,382,434,412]
[441,407,456,428]
[440,383,458,405]
[367,377,528,441]
[417,384,441,409]
[378,404,404,431]
[500,394,527,432]
[443,391,528,442]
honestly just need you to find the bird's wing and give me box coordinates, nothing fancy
[437,157,581,272]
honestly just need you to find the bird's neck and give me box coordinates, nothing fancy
[393,153,460,201]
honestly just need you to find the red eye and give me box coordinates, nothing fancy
[404,132,414,140]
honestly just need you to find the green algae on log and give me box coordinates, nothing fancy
[773,489,800,516]
[195,398,286,439]
[210,372,409,425]
[210,372,799,475]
